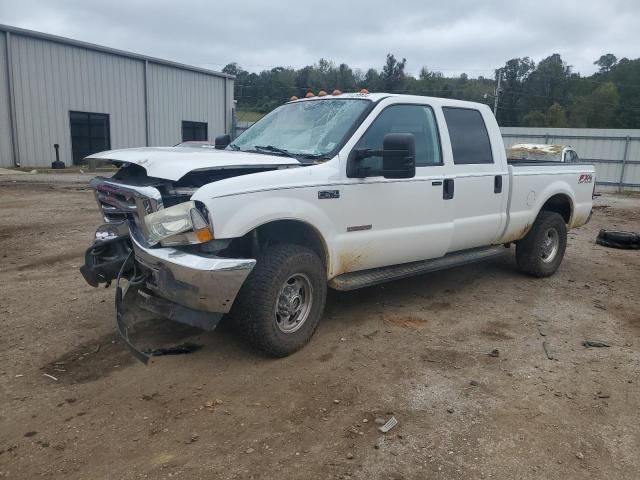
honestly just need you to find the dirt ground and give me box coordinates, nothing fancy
[0,176,639,480]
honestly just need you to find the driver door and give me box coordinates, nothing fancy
[331,103,453,274]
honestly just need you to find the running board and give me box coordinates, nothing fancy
[329,246,508,291]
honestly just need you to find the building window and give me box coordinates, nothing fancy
[69,111,111,165]
[182,121,208,142]
[442,107,494,165]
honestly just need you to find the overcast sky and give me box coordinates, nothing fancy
[1,0,638,78]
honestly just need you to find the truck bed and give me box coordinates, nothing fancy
[507,159,591,167]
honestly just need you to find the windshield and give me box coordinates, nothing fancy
[230,99,370,158]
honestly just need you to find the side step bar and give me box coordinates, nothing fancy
[329,246,508,291]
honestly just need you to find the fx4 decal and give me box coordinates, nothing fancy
[578,174,593,184]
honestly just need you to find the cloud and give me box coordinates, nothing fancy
[1,0,638,77]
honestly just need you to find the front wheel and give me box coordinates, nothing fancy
[232,243,327,357]
[516,211,567,277]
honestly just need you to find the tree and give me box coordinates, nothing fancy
[545,102,568,127]
[521,110,546,127]
[496,57,535,126]
[228,51,640,129]
[594,54,618,73]
[381,54,407,91]
[363,68,381,91]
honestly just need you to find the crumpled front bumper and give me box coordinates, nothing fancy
[116,231,256,363]
[81,223,256,363]
[129,232,256,315]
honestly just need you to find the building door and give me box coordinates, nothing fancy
[69,111,110,165]
[182,121,208,142]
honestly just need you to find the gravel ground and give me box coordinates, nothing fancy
[0,178,639,479]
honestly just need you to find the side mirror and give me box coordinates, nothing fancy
[215,134,231,150]
[382,133,415,179]
[347,133,416,179]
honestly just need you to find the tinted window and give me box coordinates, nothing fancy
[356,105,442,171]
[442,107,493,164]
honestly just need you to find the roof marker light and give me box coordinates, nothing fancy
[360,88,369,94]
[332,89,342,95]
[289,95,299,101]
[305,92,315,98]
[318,90,327,97]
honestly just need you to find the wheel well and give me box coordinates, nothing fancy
[226,220,328,267]
[539,194,572,224]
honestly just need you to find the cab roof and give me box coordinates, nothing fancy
[288,92,492,111]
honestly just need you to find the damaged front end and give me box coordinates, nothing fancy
[80,173,255,363]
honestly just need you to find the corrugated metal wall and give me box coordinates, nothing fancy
[501,127,640,191]
[147,63,228,146]
[0,25,233,168]
[9,34,147,167]
[0,32,14,167]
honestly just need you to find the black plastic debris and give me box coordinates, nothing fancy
[146,343,203,357]
[582,340,610,348]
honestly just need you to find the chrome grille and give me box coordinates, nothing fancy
[90,177,164,237]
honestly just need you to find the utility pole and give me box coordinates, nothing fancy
[493,68,502,116]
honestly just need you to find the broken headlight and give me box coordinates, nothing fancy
[144,201,213,246]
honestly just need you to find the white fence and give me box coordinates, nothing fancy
[501,127,640,191]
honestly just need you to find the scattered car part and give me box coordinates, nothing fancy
[582,340,610,348]
[378,416,398,433]
[596,229,640,249]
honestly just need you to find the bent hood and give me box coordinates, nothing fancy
[87,147,300,181]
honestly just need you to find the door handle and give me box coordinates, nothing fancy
[494,175,503,194]
[443,178,454,200]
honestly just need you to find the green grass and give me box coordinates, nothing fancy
[236,110,265,123]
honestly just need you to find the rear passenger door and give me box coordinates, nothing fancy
[441,107,507,252]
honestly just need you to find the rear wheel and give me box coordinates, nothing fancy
[516,211,567,277]
[232,243,327,357]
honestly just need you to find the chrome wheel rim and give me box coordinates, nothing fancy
[541,228,559,263]
[275,273,313,333]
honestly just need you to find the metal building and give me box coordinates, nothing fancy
[0,24,234,168]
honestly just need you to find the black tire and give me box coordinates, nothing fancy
[232,243,327,357]
[516,211,567,277]
[596,229,640,250]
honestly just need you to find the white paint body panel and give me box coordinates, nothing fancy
[100,94,596,280]
[88,147,299,181]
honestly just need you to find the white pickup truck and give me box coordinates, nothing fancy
[80,92,595,361]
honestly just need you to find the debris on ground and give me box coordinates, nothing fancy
[378,416,398,433]
[470,380,479,386]
[576,452,585,460]
[542,341,554,360]
[596,229,640,249]
[374,417,387,425]
[582,340,610,348]
[593,301,607,311]
[147,343,202,356]
[42,373,58,381]
[488,348,500,357]
[447,407,455,414]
